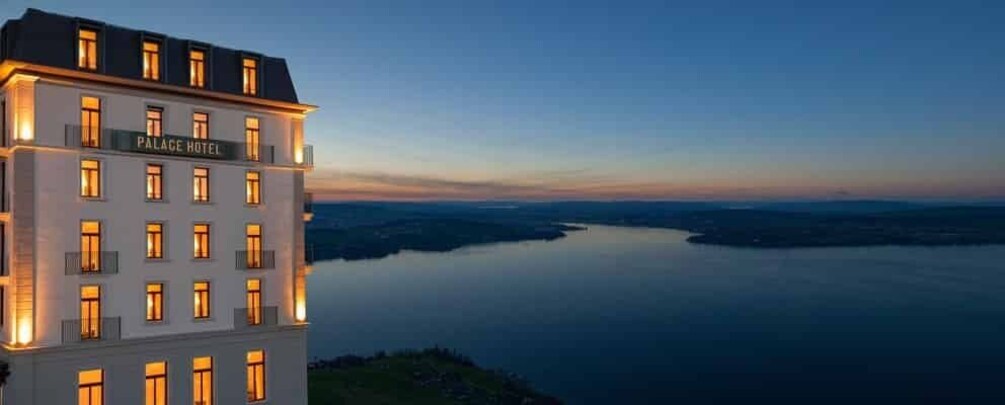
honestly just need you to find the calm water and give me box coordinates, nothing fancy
[307,225,1005,404]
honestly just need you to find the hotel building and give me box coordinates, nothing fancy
[0,9,315,404]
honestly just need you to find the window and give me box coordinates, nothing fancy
[246,350,266,402]
[80,285,101,339]
[146,164,163,200]
[245,117,260,161]
[193,112,209,139]
[80,159,101,198]
[146,283,164,322]
[245,171,261,205]
[78,29,98,70]
[81,96,101,147]
[146,106,163,137]
[145,361,167,405]
[81,221,101,272]
[142,41,161,80]
[146,223,164,259]
[193,357,213,405]
[246,279,262,325]
[78,368,104,405]
[242,58,258,95]
[246,224,262,268]
[193,167,210,202]
[190,50,206,88]
[193,281,210,319]
[193,224,210,259]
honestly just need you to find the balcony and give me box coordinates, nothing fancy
[297,144,314,169]
[65,251,119,275]
[236,250,275,270]
[234,306,278,329]
[61,317,121,344]
[240,143,275,164]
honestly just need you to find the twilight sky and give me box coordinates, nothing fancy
[4,0,1004,201]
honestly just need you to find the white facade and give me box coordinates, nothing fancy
[0,46,315,404]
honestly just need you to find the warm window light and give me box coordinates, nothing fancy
[294,148,304,164]
[17,319,32,345]
[295,300,307,322]
[18,120,33,141]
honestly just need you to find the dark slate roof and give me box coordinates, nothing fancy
[0,8,300,103]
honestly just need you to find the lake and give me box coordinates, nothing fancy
[307,224,1005,403]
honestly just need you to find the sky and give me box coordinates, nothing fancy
[3,0,1004,201]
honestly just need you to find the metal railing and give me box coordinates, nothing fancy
[234,306,278,329]
[298,144,314,168]
[235,250,275,270]
[240,143,275,164]
[304,192,314,214]
[65,124,115,149]
[61,317,121,344]
[65,251,119,275]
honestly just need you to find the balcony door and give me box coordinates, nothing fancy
[80,285,101,339]
[81,221,101,272]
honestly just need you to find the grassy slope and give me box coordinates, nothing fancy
[309,349,561,405]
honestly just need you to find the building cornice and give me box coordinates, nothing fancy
[0,60,318,116]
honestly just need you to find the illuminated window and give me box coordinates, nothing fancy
[146,223,164,259]
[80,159,101,198]
[81,96,101,147]
[146,106,163,137]
[193,281,210,319]
[78,368,104,405]
[146,283,163,322]
[142,41,161,80]
[146,164,163,200]
[193,167,210,202]
[193,112,209,139]
[80,285,101,340]
[190,49,206,88]
[246,350,266,402]
[245,117,260,161]
[242,58,258,95]
[193,224,210,259]
[78,29,98,70]
[246,224,262,268]
[245,171,261,205]
[80,221,101,272]
[193,356,213,405]
[246,279,262,325]
[145,361,167,405]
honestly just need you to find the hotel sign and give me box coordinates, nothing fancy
[112,131,238,160]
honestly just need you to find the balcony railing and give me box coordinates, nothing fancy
[234,306,278,329]
[240,143,275,164]
[304,192,314,214]
[236,250,275,270]
[61,317,121,344]
[298,144,314,168]
[65,251,119,275]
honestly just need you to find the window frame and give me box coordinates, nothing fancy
[80,96,102,148]
[245,171,261,205]
[80,284,102,340]
[193,223,211,259]
[77,27,99,71]
[145,222,165,259]
[192,356,214,405]
[192,166,210,203]
[190,48,207,88]
[78,368,104,405]
[246,350,266,402]
[145,105,164,137]
[142,39,162,81]
[145,163,164,201]
[145,282,165,322]
[80,220,102,273]
[246,278,262,325]
[193,280,211,319]
[242,57,259,96]
[145,361,167,405]
[192,111,210,140]
[80,158,102,199]
[244,117,261,161]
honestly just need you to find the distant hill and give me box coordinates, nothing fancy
[305,201,1005,261]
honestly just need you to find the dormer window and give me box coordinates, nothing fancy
[78,28,98,70]
[190,49,206,88]
[242,58,258,96]
[142,40,161,80]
